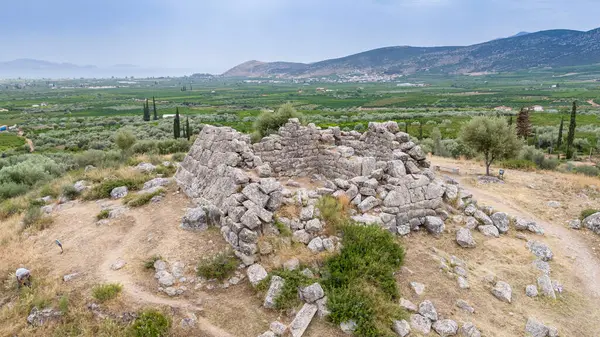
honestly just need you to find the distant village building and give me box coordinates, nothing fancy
[531,105,544,112]
[162,114,176,118]
[40,102,48,107]
[31,104,40,108]
[0,108,8,112]
[316,87,326,92]
[494,106,513,112]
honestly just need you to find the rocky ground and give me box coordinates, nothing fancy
[0,156,599,336]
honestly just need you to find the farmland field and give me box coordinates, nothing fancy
[0,69,599,156]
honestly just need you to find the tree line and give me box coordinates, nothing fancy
[142,97,190,140]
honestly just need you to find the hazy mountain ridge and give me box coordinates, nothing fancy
[223,27,600,77]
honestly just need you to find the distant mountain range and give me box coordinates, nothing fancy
[223,28,600,78]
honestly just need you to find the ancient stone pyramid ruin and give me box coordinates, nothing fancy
[175,119,457,263]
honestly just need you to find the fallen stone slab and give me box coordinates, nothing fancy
[264,276,285,309]
[289,303,318,337]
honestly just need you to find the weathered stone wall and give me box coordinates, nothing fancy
[175,119,447,264]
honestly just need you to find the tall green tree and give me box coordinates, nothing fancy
[460,116,522,176]
[152,96,158,120]
[566,101,577,159]
[185,117,191,141]
[418,122,423,140]
[142,99,150,121]
[516,107,532,139]
[556,116,564,149]
[508,115,513,127]
[173,107,181,139]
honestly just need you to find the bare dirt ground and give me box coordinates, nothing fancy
[1,158,600,336]
[587,99,600,107]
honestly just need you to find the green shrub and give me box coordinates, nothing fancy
[580,209,599,220]
[131,140,158,154]
[124,188,164,207]
[61,184,80,200]
[84,178,146,200]
[92,283,122,302]
[155,165,176,177]
[575,165,600,177]
[144,255,163,270]
[130,309,171,337]
[321,211,406,337]
[74,150,108,168]
[317,195,350,232]
[197,251,238,281]
[0,199,26,219]
[538,157,559,170]
[274,218,292,237]
[500,159,536,171]
[156,139,190,155]
[22,206,42,228]
[58,295,69,314]
[0,154,64,187]
[252,103,304,140]
[96,209,110,220]
[39,184,59,198]
[0,182,28,200]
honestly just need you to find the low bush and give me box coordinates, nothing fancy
[574,165,600,177]
[130,309,171,337]
[317,195,351,233]
[500,159,536,171]
[0,182,28,200]
[92,283,122,302]
[155,165,176,177]
[0,199,27,220]
[96,209,110,220]
[197,251,238,281]
[84,177,146,200]
[38,184,60,198]
[171,152,186,162]
[131,140,158,155]
[124,188,164,207]
[156,139,190,155]
[319,197,407,336]
[143,255,163,270]
[252,103,304,141]
[580,209,599,220]
[61,184,80,200]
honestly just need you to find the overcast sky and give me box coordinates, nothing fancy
[1,0,599,74]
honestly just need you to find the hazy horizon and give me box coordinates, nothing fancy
[1,0,600,75]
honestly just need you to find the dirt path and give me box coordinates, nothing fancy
[588,99,600,107]
[98,212,235,337]
[457,178,600,299]
[17,129,34,152]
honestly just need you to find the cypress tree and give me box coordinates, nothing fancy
[566,101,577,159]
[419,122,423,140]
[405,121,408,133]
[508,115,513,127]
[556,116,564,149]
[174,107,181,139]
[186,117,191,141]
[153,96,158,120]
[516,107,532,139]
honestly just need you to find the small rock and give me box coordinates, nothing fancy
[491,212,510,233]
[247,264,268,287]
[292,230,311,244]
[432,319,458,337]
[418,300,438,321]
[465,216,479,229]
[155,270,175,287]
[478,225,500,237]
[525,317,550,337]
[410,314,432,334]
[537,274,556,299]
[258,332,276,337]
[547,201,561,208]
[456,299,475,313]
[307,237,324,253]
[27,307,62,326]
[456,228,476,248]
[180,315,197,329]
[299,283,325,303]
[63,273,79,282]
[393,319,411,337]
[532,259,551,275]
[264,276,285,309]
[457,276,470,289]
[568,219,582,230]
[340,320,358,334]
[110,259,126,270]
[270,321,287,336]
[410,281,425,296]
[526,285,538,297]
[316,296,330,318]
[257,164,272,178]
[110,186,128,199]
[301,268,314,278]
[461,322,481,337]
[259,241,274,255]
[424,216,445,235]
[400,298,418,312]
[527,240,553,261]
[492,281,512,303]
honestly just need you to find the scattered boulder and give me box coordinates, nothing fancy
[456,299,475,314]
[418,300,438,321]
[432,319,458,337]
[525,317,550,337]
[393,319,411,337]
[63,273,79,282]
[305,219,322,233]
[155,270,175,287]
[340,320,358,334]
[143,177,171,190]
[264,276,285,309]
[180,207,208,231]
[27,307,62,326]
[410,314,432,334]
[424,216,445,235]
[110,186,128,199]
[527,240,553,261]
[307,237,324,253]
[110,259,126,270]
[474,210,494,227]
[526,285,539,297]
[569,219,582,230]
[533,259,551,275]
[537,275,556,299]
[547,201,561,208]
[247,264,268,287]
[478,225,500,238]
[270,321,287,336]
[464,204,477,216]
[283,258,300,271]
[299,283,325,303]
[457,276,470,289]
[465,216,479,230]
[582,212,600,234]
[400,298,418,312]
[289,304,318,337]
[73,180,88,193]
[292,230,311,244]
[456,228,476,248]
[491,281,512,303]
[491,212,510,233]
[136,162,156,172]
[461,322,482,337]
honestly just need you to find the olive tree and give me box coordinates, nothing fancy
[460,116,522,176]
[115,129,137,155]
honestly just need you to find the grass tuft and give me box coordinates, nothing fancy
[143,255,163,270]
[92,283,122,303]
[580,208,599,220]
[196,251,238,281]
[123,188,164,207]
[96,209,110,220]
